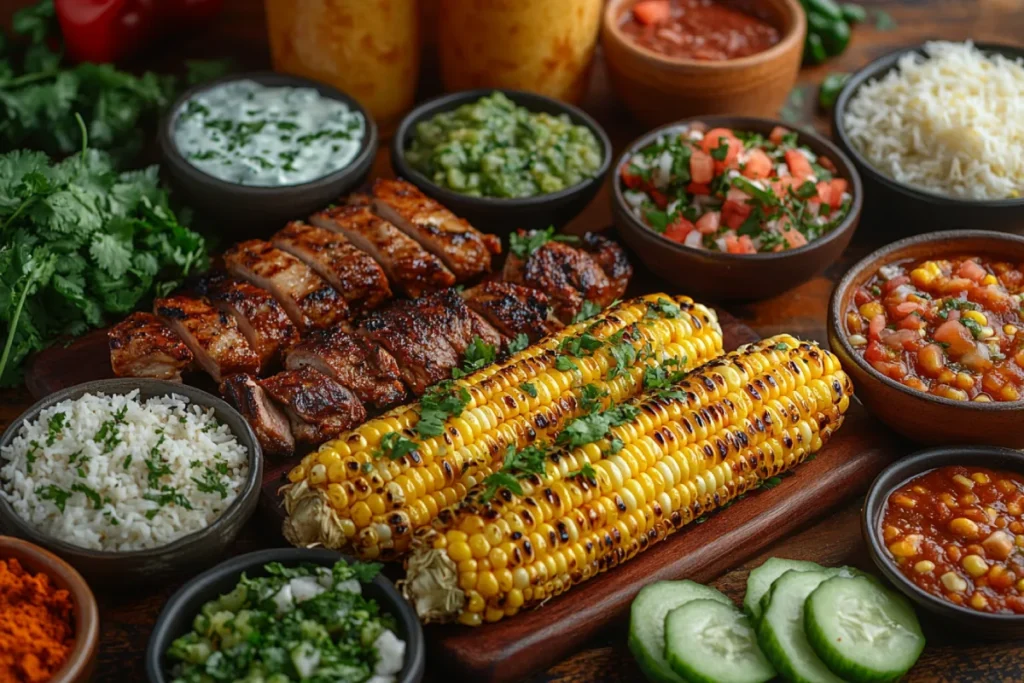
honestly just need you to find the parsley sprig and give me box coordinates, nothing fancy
[479,444,550,502]
[416,380,471,438]
[452,336,496,379]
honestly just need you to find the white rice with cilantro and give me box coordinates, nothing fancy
[0,390,249,552]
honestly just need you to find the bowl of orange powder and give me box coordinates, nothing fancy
[0,536,98,683]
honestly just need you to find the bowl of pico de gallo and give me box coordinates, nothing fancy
[611,116,862,301]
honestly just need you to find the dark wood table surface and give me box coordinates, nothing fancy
[2,1,1023,681]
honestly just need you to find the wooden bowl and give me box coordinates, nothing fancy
[832,43,1024,237]
[611,116,862,301]
[863,446,1024,639]
[0,536,100,682]
[828,231,1024,448]
[0,379,264,584]
[602,0,806,127]
[145,548,426,683]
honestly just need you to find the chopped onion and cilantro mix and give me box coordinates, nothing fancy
[167,560,405,683]
[620,124,853,254]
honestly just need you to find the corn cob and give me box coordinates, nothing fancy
[281,294,724,559]
[399,335,853,626]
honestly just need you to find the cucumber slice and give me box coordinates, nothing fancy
[805,576,925,682]
[665,599,776,683]
[628,581,731,683]
[744,558,823,621]
[756,564,866,621]
[756,570,847,683]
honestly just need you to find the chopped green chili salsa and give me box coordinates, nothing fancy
[404,91,603,198]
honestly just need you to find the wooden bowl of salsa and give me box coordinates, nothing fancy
[828,230,1024,448]
[602,0,806,127]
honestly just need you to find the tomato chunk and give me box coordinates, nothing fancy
[785,149,813,182]
[721,199,752,230]
[769,126,791,145]
[696,211,721,234]
[828,178,848,208]
[663,217,695,243]
[742,148,773,179]
[689,150,714,184]
[632,0,670,24]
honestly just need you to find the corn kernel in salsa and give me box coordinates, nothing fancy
[881,465,1024,614]
[846,256,1024,402]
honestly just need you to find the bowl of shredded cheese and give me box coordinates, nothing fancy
[833,41,1024,235]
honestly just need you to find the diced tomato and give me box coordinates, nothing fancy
[882,328,924,351]
[784,149,813,182]
[742,148,773,179]
[620,165,645,190]
[828,178,848,208]
[815,181,833,206]
[648,188,669,209]
[632,0,670,24]
[872,359,909,381]
[881,275,910,295]
[722,199,752,230]
[868,314,886,341]
[700,128,737,154]
[769,126,791,145]
[957,259,988,283]
[737,235,756,253]
[723,232,756,254]
[999,268,1024,291]
[696,211,721,234]
[663,217,695,243]
[933,320,977,356]
[894,301,923,318]
[899,314,927,331]
[864,339,889,362]
[780,228,807,249]
[700,128,741,173]
[970,284,1014,313]
[817,155,838,174]
[770,176,795,200]
[690,150,714,184]
[854,287,873,306]
[687,182,711,195]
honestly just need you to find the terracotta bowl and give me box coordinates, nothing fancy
[611,116,861,301]
[0,536,99,683]
[828,231,1024,448]
[863,446,1024,639]
[602,0,806,127]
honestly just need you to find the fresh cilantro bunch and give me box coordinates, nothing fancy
[0,144,208,385]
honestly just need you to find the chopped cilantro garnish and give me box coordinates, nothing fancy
[417,381,471,438]
[572,300,602,323]
[509,226,579,259]
[452,335,497,378]
[36,485,71,513]
[555,355,579,372]
[374,432,419,461]
[506,333,530,355]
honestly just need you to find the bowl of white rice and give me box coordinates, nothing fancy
[833,40,1024,235]
[0,379,263,583]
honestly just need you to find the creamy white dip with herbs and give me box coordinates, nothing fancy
[174,79,365,187]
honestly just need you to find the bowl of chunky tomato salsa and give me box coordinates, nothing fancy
[864,447,1024,637]
[829,230,1024,448]
[612,116,861,301]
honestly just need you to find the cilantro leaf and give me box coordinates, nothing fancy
[374,432,419,461]
[572,300,602,324]
[452,335,496,378]
[417,381,470,438]
[508,226,578,259]
[506,333,530,355]
[520,382,538,398]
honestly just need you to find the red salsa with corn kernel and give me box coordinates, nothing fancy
[621,0,780,61]
[881,466,1024,614]
[845,256,1024,402]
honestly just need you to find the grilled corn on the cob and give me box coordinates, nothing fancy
[282,294,724,559]
[400,335,853,625]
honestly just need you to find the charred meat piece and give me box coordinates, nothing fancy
[108,312,194,381]
[310,205,456,298]
[285,326,406,410]
[259,367,367,445]
[369,178,500,281]
[581,232,632,303]
[222,239,348,331]
[272,221,392,312]
[153,295,260,383]
[461,281,563,344]
[196,273,300,371]
[220,374,295,456]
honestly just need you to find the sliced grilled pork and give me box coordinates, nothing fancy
[369,178,501,281]
[153,295,260,383]
[108,312,194,381]
[285,326,406,410]
[581,232,632,303]
[272,221,392,312]
[461,281,563,344]
[220,374,295,456]
[310,205,456,298]
[259,367,367,445]
[222,239,348,331]
[196,273,300,371]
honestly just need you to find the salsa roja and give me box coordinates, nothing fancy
[881,465,1024,614]
[621,0,781,61]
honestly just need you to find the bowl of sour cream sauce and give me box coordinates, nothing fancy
[159,72,378,231]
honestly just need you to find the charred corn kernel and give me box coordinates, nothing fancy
[941,571,968,592]
[963,310,988,326]
[883,525,901,542]
[859,301,884,319]
[982,274,999,286]
[892,494,917,509]
[911,264,939,287]
[963,554,988,577]
[970,593,989,610]
[914,560,935,574]
[282,295,724,559]
[402,336,853,625]
[953,474,975,490]
[950,517,980,538]
[972,472,991,485]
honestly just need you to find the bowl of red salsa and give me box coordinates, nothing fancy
[829,230,1024,448]
[602,0,806,126]
[864,446,1024,638]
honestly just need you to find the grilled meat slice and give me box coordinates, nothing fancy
[153,295,260,383]
[581,232,632,303]
[461,281,563,344]
[196,273,300,371]
[310,205,456,298]
[285,326,406,410]
[220,374,295,456]
[108,312,194,381]
[222,239,348,331]
[259,367,367,445]
[369,178,500,281]
[272,221,392,312]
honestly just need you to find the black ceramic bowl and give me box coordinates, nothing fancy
[612,116,862,301]
[863,446,1024,639]
[145,548,425,683]
[833,42,1024,236]
[391,88,612,238]
[0,379,263,584]
[159,71,378,233]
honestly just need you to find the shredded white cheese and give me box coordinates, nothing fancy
[843,41,1024,200]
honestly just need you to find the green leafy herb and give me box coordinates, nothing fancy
[45,411,66,445]
[144,434,171,489]
[36,484,70,512]
[506,333,530,355]
[480,472,523,503]
[559,332,604,358]
[508,226,579,259]
[191,466,229,498]
[520,382,538,398]
[645,298,681,319]
[775,342,790,351]
[874,10,897,30]
[643,207,671,233]
[709,137,730,161]
[452,335,497,378]
[71,482,103,509]
[607,338,638,379]
[144,485,194,513]
[93,405,128,453]
[793,180,819,200]
[24,440,38,474]
[937,297,980,320]
[566,462,597,481]
[479,443,550,502]
[608,437,625,454]
[643,358,687,391]
[417,381,470,438]
[962,318,984,339]
[374,432,419,461]
[578,383,607,414]
[555,355,579,372]
[572,300,602,324]
[557,404,640,448]
[818,72,850,111]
